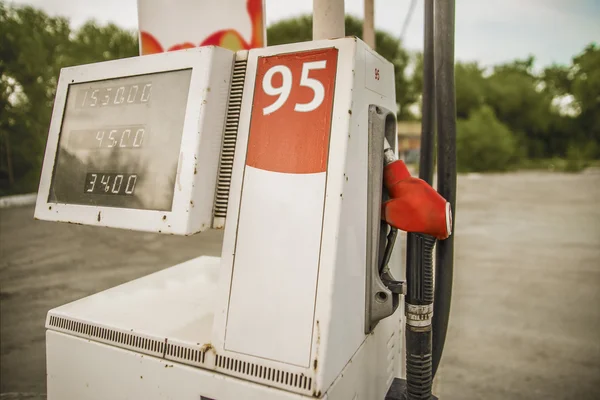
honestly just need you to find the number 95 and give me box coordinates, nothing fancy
[262,61,327,116]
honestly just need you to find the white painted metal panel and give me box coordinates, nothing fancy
[222,43,340,368]
[225,167,326,367]
[46,330,320,400]
[364,48,395,99]
[311,40,400,392]
[325,309,402,400]
[47,256,220,344]
[46,310,400,400]
[45,255,317,396]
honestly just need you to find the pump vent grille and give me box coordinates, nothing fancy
[215,354,312,391]
[48,315,166,357]
[166,342,206,364]
[213,56,248,219]
[48,314,313,395]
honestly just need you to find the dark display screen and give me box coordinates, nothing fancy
[48,69,192,211]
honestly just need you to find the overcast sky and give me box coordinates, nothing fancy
[7,0,600,69]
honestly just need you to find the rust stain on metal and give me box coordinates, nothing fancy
[312,319,321,375]
[200,343,216,354]
[176,152,183,191]
[97,211,101,222]
[316,320,320,346]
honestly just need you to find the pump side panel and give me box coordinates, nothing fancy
[314,41,399,392]
[46,330,316,400]
[224,48,338,367]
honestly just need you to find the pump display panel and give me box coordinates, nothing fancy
[49,70,191,211]
[35,47,235,234]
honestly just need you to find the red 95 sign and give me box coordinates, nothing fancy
[247,48,338,174]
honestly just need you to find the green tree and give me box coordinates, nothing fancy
[542,43,600,160]
[0,4,138,195]
[455,62,487,119]
[570,44,600,158]
[409,57,488,120]
[456,105,519,172]
[542,64,572,97]
[267,15,313,45]
[268,15,416,119]
[0,4,73,194]
[485,57,554,158]
[69,21,139,65]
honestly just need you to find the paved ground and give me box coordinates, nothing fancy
[1,170,599,399]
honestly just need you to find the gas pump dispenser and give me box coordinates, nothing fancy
[34,1,456,399]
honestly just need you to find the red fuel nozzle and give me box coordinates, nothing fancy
[381,140,452,240]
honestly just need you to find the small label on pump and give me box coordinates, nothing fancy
[365,48,394,98]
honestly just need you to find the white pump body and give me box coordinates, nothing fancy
[40,37,405,400]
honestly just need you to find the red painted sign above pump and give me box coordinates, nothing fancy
[137,0,266,54]
[246,48,339,174]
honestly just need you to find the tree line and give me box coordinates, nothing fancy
[1,4,598,194]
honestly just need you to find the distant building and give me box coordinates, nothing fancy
[397,121,421,163]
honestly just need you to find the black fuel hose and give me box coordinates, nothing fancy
[404,0,436,398]
[405,233,435,399]
[432,0,457,379]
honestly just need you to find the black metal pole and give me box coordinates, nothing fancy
[432,0,457,379]
[419,0,435,185]
[403,1,436,399]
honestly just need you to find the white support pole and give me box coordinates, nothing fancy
[313,0,345,40]
[363,0,375,48]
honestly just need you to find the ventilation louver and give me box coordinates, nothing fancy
[213,55,248,219]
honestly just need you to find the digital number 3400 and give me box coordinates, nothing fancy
[261,61,328,116]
